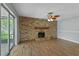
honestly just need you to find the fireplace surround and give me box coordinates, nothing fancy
[20,16,57,41]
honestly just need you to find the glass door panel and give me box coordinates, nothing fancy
[1,5,9,56]
[10,15,14,49]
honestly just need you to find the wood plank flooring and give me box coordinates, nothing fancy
[9,39,79,56]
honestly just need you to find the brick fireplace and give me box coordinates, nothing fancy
[19,16,57,41]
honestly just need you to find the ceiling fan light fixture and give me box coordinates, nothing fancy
[47,12,60,22]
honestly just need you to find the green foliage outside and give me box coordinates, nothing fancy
[1,18,13,40]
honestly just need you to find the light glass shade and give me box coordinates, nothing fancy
[48,19,54,22]
[48,15,54,21]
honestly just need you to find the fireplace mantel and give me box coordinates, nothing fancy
[34,27,49,29]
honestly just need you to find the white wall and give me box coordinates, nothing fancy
[58,16,79,43]
[4,3,20,45]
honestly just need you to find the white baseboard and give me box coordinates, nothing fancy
[58,37,79,44]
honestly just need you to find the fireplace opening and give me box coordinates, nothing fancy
[38,32,45,38]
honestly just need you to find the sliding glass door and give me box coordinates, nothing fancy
[1,5,9,55]
[10,15,15,49]
[0,4,15,56]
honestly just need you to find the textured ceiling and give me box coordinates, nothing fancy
[12,3,79,20]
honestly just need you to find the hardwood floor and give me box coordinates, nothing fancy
[10,39,79,56]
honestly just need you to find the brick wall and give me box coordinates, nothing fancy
[19,16,57,41]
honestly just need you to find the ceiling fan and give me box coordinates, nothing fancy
[47,12,60,21]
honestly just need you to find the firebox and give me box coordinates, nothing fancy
[38,32,45,38]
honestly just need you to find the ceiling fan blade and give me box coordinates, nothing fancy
[54,15,60,17]
[52,17,56,19]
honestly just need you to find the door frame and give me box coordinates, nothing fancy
[0,3,15,56]
[0,3,1,56]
